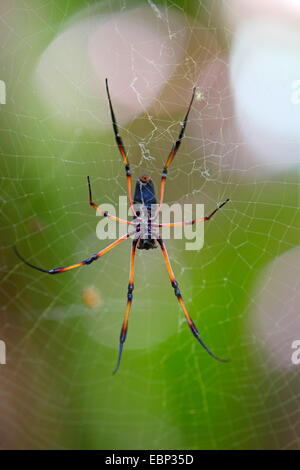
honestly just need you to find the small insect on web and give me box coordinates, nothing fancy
[14,79,231,374]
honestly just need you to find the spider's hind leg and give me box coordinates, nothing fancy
[113,237,139,374]
[157,236,229,362]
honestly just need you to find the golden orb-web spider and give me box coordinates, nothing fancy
[14,79,230,374]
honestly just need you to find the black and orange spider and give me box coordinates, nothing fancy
[14,79,230,373]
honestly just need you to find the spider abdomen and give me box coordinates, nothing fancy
[133,175,157,213]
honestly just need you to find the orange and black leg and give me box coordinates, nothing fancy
[87,176,132,225]
[14,229,138,275]
[157,236,229,362]
[153,87,196,219]
[113,237,139,374]
[105,79,137,217]
[153,198,230,228]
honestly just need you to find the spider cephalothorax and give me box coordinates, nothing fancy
[14,78,230,374]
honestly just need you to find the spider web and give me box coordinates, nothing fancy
[1,0,300,450]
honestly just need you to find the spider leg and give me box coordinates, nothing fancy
[152,87,196,220]
[153,199,230,227]
[87,176,134,225]
[14,229,138,275]
[156,236,229,362]
[105,79,137,218]
[113,237,139,374]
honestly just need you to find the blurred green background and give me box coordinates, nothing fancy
[0,0,299,449]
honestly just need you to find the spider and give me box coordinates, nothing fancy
[14,79,230,374]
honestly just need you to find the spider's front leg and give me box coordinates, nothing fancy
[152,86,196,221]
[113,236,139,374]
[156,236,229,362]
[105,79,137,218]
